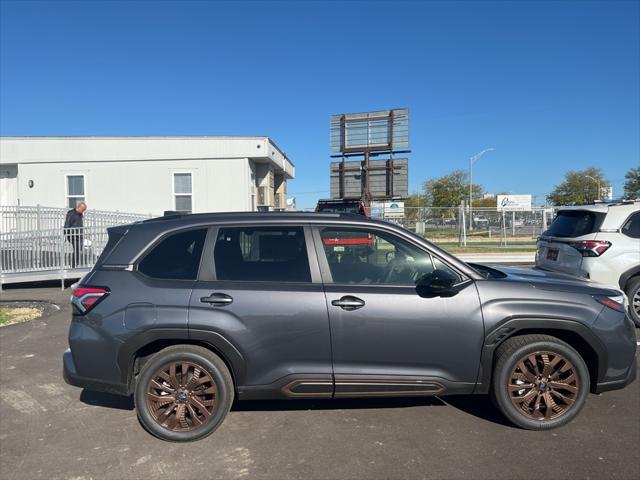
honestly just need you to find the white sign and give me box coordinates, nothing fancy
[383,201,405,218]
[497,194,532,211]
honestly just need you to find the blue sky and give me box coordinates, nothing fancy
[1,0,638,209]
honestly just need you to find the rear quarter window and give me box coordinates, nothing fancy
[545,211,604,238]
[138,228,207,280]
[621,212,640,239]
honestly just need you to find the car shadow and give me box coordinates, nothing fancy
[233,395,512,427]
[79,389,513,428]
[439,395,513,427]
[80,389,135,410]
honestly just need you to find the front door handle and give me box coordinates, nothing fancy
[331,296,365,311]
[200,293,233,306]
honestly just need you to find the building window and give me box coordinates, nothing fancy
[66,175,85,208]
[173,173,192,213]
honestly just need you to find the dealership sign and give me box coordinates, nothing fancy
[497,194,532,211]
[384,201,405,218]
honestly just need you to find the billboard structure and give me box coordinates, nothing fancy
[330,109,410,202]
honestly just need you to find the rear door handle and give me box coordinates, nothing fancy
[200,293,233,306]
[331,296,365,311]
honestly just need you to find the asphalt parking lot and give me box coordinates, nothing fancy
[1,286,639,480]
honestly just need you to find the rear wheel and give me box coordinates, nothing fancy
[492,334,589,430]
[134,345,234,442]
[624,277,640,327]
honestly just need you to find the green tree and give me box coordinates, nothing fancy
[403,192,426,222]
[547,167,610,206]
[623,167,640,200]
[422,170,482,208]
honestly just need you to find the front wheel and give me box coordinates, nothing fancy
[492,334,590,430]
[134,345,234,442]
[624,277,640,327]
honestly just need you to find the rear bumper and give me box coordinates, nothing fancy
[595,357,637,394]
[63,349,130,396]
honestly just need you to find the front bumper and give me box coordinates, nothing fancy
[594,355,637,394]
[63,349,130,396]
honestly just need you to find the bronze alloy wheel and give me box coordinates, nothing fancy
[146,361,218,432]
[508,351,579,421]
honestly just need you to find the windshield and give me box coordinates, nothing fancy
[545,210,603,238]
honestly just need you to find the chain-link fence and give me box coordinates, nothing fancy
[378,206,556,247]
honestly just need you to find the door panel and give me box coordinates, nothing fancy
[324,283,484,383]
[314,224,484,390]
[189,224,332,390]
[189,281,332,387]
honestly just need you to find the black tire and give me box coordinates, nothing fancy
[134,345,234,442]
[624,277,640,327]
[491,334,590,430]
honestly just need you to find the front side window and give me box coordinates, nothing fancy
[138,228,207,280]
[214,226,311,282]
[174,173,193,213]
[621,212,640,239]
[319,227,460,286]
[66,175,85,208]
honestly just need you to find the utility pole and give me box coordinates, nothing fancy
[585,175,601,202]
[468,148,495,231]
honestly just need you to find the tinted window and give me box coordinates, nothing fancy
[138,229,207,280]
[214,227,311,282]
[319,227,460,285]
[621,212,640,239]
[546,211,602,238]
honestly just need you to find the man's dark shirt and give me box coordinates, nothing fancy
[64,208,84,240]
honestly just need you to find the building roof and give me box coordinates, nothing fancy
[0,136,294,178]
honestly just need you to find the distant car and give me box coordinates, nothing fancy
[64,212,636,441]
[473,215,489,224]
[536,200,640,325]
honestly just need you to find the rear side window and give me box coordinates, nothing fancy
[546,211,603,238]
[621,212,640,239]
[138,229,207,280]
[214,226,311,282]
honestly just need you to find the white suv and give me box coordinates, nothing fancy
[536,200,640,326]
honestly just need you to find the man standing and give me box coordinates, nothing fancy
[63,202,87,268]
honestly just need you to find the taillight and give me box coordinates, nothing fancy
[594,294,626,313]
[71,285,110,314]
[569,240,611,257]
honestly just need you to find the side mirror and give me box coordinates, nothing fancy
[416,269,459,298]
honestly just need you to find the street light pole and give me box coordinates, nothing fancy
[468,148,495,231]
[585,175,601,202]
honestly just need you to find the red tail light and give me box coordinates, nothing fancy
[569,240,611,257]
[71,285,110,314]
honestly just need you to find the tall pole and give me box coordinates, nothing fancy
[468,148,495,231]
[585,175,601,202]
[469,156,473,231]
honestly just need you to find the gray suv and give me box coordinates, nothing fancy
[63,212,637,441]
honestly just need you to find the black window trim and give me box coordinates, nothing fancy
[620,211,640,239]
[310,224,469,287]
[134,226,210,282]
[200,223,321,284]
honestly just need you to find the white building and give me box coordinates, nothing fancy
[0,136,294,214]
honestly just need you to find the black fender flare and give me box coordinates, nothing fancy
[117,327,246,393]
[474,317,607,394]
[619,265,640,290]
